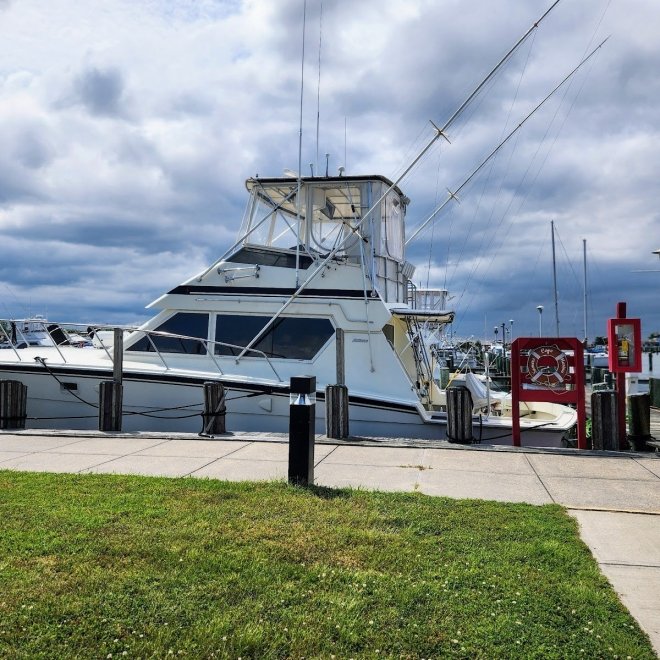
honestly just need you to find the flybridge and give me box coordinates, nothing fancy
[231,174,415,304]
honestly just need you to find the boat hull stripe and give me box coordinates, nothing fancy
[167,285,374,298]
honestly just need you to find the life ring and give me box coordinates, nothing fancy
[526,345,569,388]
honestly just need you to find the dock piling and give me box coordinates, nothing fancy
[446,386,473,443]
[591,390,618,451]
[0,379,27,430]
[201,381,226,435]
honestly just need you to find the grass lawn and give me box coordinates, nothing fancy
[0,471,654,659]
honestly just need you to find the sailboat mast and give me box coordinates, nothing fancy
[551,220,560,336]
[583,238,588,344]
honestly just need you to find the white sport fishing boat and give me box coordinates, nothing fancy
[0,173,576,445]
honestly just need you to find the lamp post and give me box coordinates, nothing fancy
[536,305,544,337]
[509,319,514,341]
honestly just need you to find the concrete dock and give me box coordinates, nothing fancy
[1,429,659,653]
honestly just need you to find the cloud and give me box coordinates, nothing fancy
[73,66,128,118]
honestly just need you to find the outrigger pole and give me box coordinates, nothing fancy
[405,37,609,247]
[234,1,567,363]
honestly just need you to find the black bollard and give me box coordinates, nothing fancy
[288,376,316,486]
[446,386,473,443]
[201,381,226,436]
[591,390,618,451]
[0,380,27,430]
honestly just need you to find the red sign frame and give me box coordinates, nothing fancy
[510,337,586,449]
[607,317,642,373]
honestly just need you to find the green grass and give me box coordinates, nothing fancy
[0,471,654,659]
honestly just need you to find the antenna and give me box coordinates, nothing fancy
[295,0,307,287]
[315,1,324,174]
[344,116,347,173]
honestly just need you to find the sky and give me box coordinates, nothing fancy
[0,0,659,343]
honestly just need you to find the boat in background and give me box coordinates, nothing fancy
[0,317,93,350]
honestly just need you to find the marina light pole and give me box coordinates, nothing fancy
[536,305,544,337]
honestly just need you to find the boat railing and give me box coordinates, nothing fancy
[125,328,282,381]
[0,319,283,382]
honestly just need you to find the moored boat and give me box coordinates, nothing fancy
[0,173,576,445]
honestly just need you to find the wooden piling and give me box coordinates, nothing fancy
[98,381,123,432]
[113,327,123,384]
[0,380,27,430]
[325,329,349,439]
[98,327,124,432]
[202,381,226,435]
[591,390,618,451]
[325,384,349,439]
[335,328,345,386]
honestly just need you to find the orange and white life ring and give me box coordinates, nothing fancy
[526,345,569,388]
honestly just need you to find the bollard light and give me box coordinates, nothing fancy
[288,376,316,486]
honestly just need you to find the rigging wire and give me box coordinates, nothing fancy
[452,2,614,331]
[406,37,608,252]
[447,33,537,287]
[392,1,562,191]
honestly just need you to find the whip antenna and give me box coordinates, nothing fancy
[295,0,307,287]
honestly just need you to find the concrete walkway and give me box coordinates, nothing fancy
[1,430,659,653]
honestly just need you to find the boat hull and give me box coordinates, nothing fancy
[0,362,572,447]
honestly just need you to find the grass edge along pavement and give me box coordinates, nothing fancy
[0,471,654,659]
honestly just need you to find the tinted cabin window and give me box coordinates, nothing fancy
[127,313,209,354]
[215,315,333,360]
[225,248,313,269]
